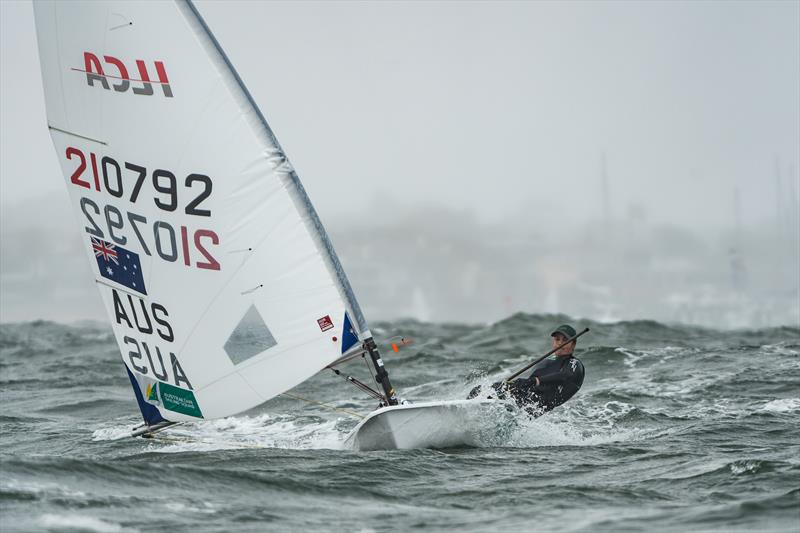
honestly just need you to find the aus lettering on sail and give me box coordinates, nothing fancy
[78,52,173,98]
[111,288,193,391]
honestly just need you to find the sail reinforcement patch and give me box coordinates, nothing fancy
[224,305,277,365]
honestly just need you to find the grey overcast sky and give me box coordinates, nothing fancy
[1,0,798,229]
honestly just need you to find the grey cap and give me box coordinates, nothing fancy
[550,324,577,339]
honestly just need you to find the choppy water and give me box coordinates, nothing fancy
[1,315,798,532]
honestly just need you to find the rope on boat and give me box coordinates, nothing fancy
[280,391,365,419]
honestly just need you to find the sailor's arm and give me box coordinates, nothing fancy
[513,376,535,388]
[534,359,584,387]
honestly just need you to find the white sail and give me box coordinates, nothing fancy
[33,0,368,422]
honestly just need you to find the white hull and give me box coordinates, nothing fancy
[343,399,508,451]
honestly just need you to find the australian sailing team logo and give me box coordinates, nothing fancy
[137,374,203,419]
[145,382,160,405]
[74,52,173,97]
[91,237,147,295]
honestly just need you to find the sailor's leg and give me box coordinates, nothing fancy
[490,382,509,399]
[467,381,509,400]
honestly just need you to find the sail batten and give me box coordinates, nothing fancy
[33,0,372,422]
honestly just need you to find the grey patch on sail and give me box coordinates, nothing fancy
[224,305,277,365]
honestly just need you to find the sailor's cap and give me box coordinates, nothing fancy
[550,324,577,339]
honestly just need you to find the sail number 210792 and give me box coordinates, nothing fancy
[65,146,221,271]
[66,146,212,216]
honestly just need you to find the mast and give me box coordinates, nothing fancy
[363,336,399,406]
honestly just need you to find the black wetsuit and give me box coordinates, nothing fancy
[508,354,585,412]
[469,354,585,413]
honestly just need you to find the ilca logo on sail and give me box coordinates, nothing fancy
[74,52,173,97]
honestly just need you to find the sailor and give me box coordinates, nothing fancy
[469,324,585,414]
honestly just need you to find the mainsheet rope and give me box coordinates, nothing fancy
[280,391,364,419]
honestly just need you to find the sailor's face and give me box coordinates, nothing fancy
[552,334,574,355]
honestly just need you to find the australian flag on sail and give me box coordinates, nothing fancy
[91,237,147,295]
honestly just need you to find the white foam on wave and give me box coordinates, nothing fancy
[92,413,349,453]
[729,460,761,475]
[760,342,800,356]
[453,387,650,449]
[616,347,647,369]
[2,478,87,499]
[38,514,135,533]
[614,345,697,368]
[499,400,648,448]
[91,423,136,442]
[161,413,345,452]
[163,501,217,514]
[454,377,652,449]
[762,398,800,413]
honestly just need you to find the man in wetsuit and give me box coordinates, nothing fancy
[506,324,585,412]
[469,324,585,413]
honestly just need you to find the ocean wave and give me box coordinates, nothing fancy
[38,514,135,533]
[3,316,799,533]
[762,398,800,413]
[0,320,113,353]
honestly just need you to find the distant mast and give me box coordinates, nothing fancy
[787,163,800,245]
[730,187,746,292]
[775,155,784,245]
[600,151,612,240]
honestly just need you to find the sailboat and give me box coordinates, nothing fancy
[32,0,499,451]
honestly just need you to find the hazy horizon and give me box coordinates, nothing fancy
[1,0,798,327]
